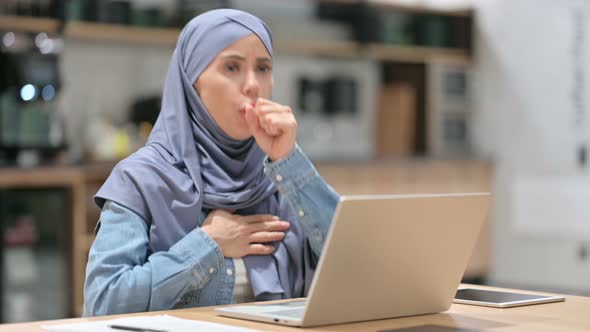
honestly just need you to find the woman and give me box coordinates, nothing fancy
[83,9,339,316]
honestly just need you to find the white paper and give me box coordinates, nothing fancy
[42,315,261,332]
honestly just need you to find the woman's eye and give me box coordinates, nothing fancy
[226,63,239,72]
[258,65,272,73]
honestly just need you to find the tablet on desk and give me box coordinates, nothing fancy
[454,288,565,308]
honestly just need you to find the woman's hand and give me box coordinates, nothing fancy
[244,98,297,161]
[200,209,290,258]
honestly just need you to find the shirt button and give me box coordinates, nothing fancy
[226,269,233,276]
[209,267,215,274]
[298,209,305,217]
[275,174,283,182]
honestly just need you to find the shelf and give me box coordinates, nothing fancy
[64,21,180,46]
[366,0,473,17]
[318,0,473,17]
[64,22,468,63]
[0,166,84,188]
[0,15,60,34]
[318,0,364,5]
[274,39,360,58]
[363,43,470,65]
[0,16,471,64]
[63,22,359,56]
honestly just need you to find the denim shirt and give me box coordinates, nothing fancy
[83,147,339,316]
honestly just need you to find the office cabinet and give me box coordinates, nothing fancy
[0,164,112,318]
[1,189,70,322]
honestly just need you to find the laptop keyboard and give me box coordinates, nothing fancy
[268,307,305,318]
[260,299,305,308]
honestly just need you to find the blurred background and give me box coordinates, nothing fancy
[0,0,588,323]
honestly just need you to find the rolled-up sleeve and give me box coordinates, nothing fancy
[264,145,340,257]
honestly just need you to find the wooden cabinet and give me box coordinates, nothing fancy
[0,164,113,317]
[0,167,85,317]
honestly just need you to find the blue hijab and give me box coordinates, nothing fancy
[95,9,313,301]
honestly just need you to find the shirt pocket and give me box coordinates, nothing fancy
[173,289,201,309]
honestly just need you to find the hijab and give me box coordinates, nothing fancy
[95,9,313,301]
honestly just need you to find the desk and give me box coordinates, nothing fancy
[0,285,587,332]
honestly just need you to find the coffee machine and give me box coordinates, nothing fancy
[0,30,66,166]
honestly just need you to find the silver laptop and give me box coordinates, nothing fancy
[215,193,490,327]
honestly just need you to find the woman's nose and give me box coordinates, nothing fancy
[243,71,260,98]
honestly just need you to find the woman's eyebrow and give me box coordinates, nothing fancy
[220,54,272,63]
[220,54,246,61]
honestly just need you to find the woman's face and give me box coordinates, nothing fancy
[194,34,273,140]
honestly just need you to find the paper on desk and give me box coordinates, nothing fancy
[42,314,261,332]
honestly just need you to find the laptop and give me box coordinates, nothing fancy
[215,193,491,327]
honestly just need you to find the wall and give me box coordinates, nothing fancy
[473,0,590,293]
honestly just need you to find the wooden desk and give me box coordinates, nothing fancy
[0,285,587,332]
